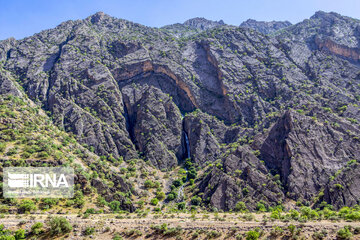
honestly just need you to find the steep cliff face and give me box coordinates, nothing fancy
[258,109,360,205]
[315,36,360,61]
[124,86,183,169]
[1,11,360,210]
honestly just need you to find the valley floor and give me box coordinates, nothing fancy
[1,213,360,239]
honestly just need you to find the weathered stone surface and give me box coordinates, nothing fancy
[324,163,360,209]
[0,71,23,97]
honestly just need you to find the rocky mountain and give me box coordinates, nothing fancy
[276,11,360,62]
[162,17,226,38]
[183,17,226,30]
[240,19,292,34]
[0,10,360,212]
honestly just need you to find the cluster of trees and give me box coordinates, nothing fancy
[0,217,71,239]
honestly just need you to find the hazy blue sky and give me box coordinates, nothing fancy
[0,0,359,40]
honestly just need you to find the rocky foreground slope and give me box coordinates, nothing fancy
[0,11,359,212]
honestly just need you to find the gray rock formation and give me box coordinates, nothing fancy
[240,19,292,34]
[162,17,226,38]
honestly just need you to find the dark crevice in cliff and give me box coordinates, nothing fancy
[259,111,293,193]
[122,95,136,145]
[182,119,191,162]
[6,49,11,61]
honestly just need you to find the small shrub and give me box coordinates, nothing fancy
[150,198,159,206]
[177,202,185,210]
[164,226,183,237]
[144,180,155,188]
[31,222,44,235]
[256,203,266,212]
[156,191,166,200]
[192,231,199,239]
[312,230,327,240]
[84,227,95,236]
[235,234,243,240]
[172,179,183,187]
[109,201,121,212]
[47,216,72,236]
[0,143,6,153]
[112,234,123,240]
[207,230,222,238]
[14,229,25,240]
[191,196,201,206]
[270,226,283,237]
[167,192,177,201]
[246,230,260,240]
[337,227,352,240]
[243,213,255,221]
[18,200,36,213]
[288,224,297,236]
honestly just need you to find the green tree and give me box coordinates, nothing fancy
[177,202,186,210]
[234,201,247,212]
[109,201,121,212]
[172,179,183,187]
[167,193,176,201]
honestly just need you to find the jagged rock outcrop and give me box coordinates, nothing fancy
[0,70,23,97]
[184,17,225,30]
[162,17,226,38]
[240,19,292,34]
[0,38,17,61]
[123,86,183,169]
[91,177,136,212]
